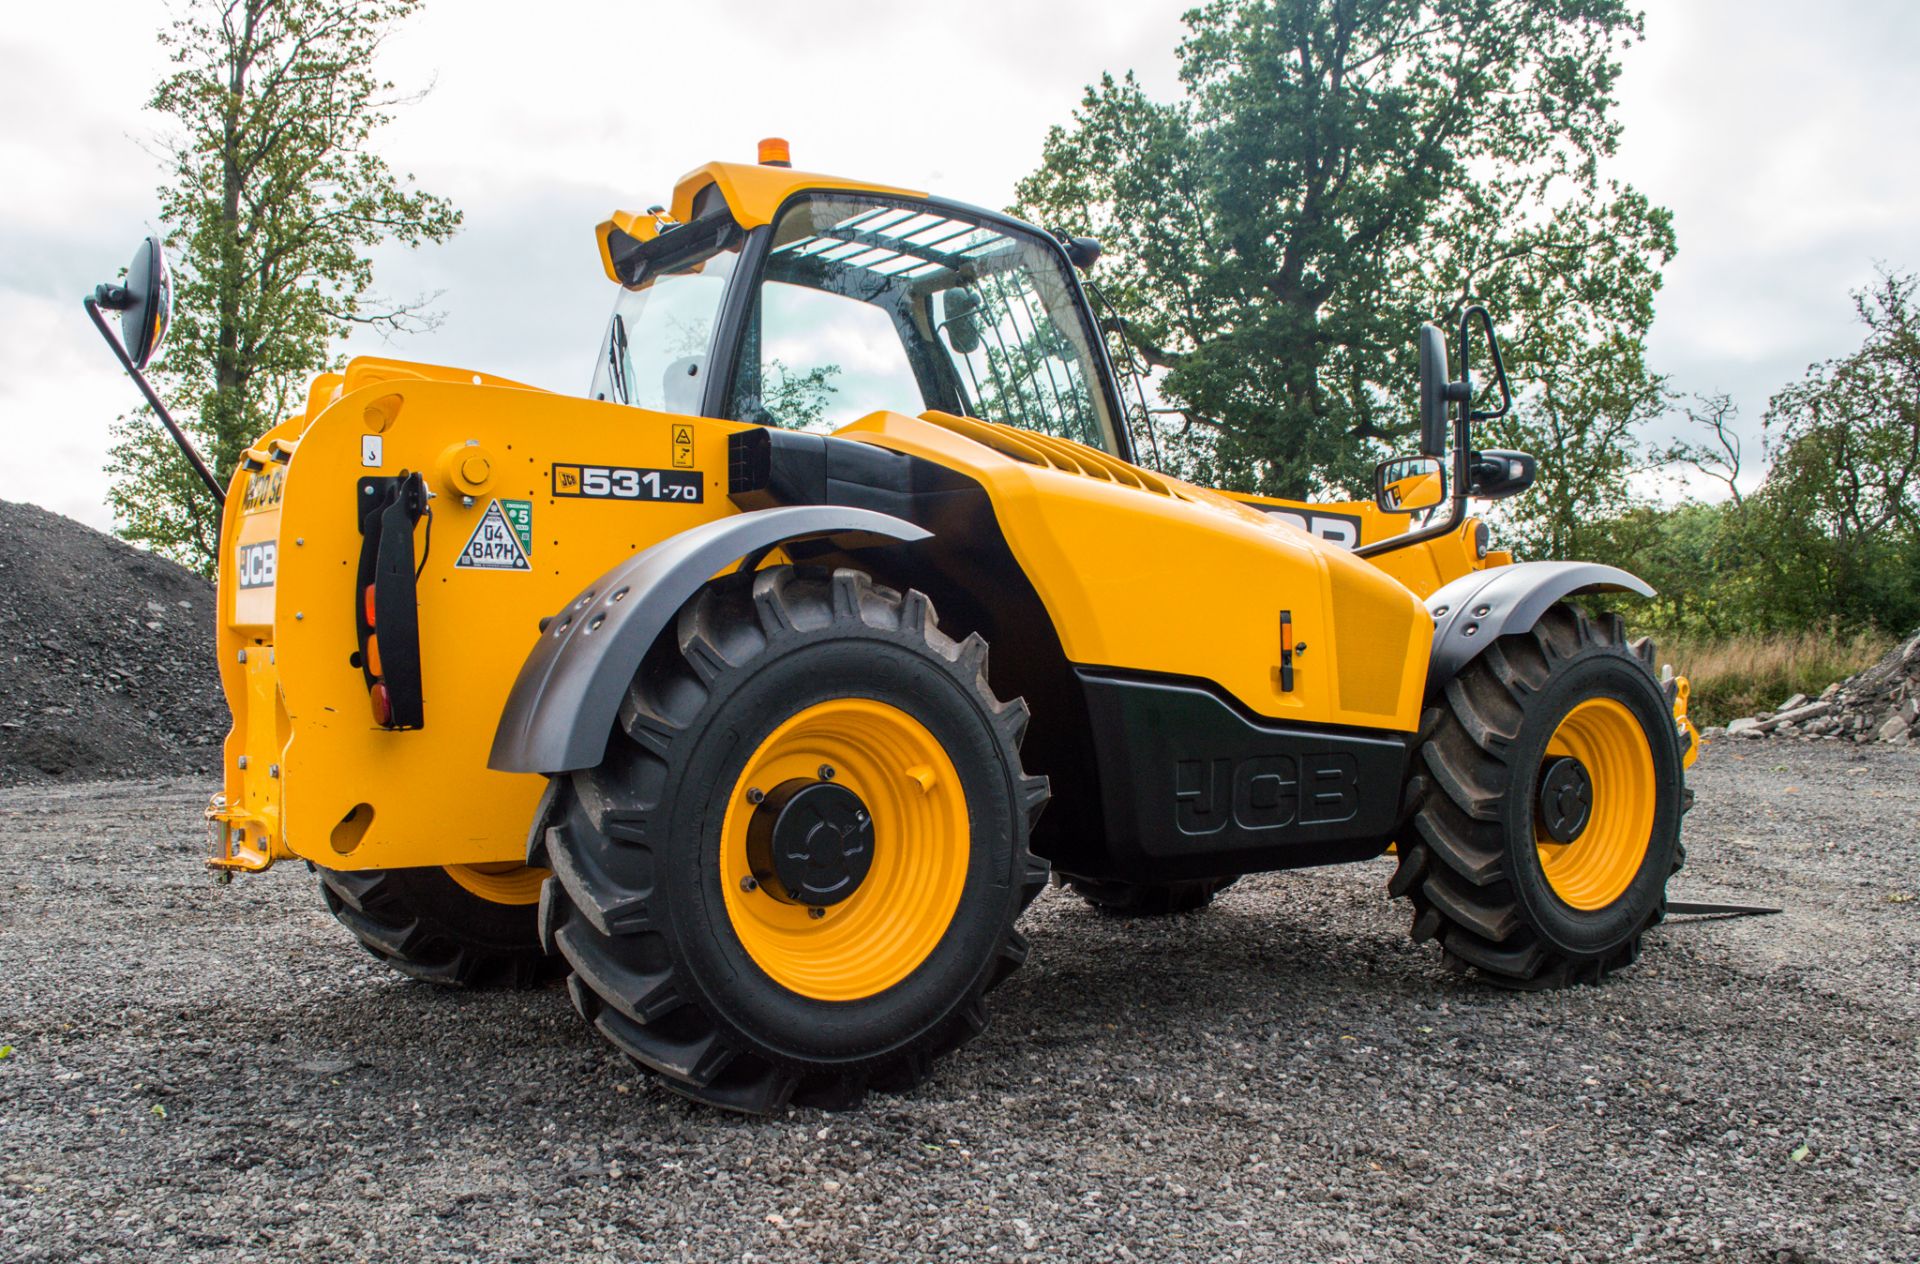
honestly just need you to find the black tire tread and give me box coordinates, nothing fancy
[1066,875,1240,916]
[540,566,1050,1113]
[1391,603,1687,989]
[317,866,559,989]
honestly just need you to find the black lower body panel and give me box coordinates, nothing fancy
[1062,669,1411,883]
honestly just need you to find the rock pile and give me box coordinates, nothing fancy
[0,499,225,785]
[1711,629,1920,746]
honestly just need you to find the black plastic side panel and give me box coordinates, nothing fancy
[1066,670,1410,883]
[488,506,929,775]
[1427,561,1654,683]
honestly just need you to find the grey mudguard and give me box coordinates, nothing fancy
[1426,561,1655,682]
[488,506,931,774]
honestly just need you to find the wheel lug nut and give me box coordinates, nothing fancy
[746,787,765,805]
[740,875,758,893]
[817,764,835,782]
[808,907,825,920]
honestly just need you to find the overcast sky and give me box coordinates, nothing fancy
[3,0,1916,528]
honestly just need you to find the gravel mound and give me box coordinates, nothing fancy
[1711,628,1920,746]
[0,499,224,785]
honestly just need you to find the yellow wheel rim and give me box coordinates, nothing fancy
[1535,697,1655,910]
[444,862,548,906]
[720,698,969,1002]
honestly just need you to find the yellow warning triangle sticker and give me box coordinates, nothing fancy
[672,424,693,446]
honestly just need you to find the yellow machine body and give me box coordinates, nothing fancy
[206,158,1548,876]
[208,384,1496,873]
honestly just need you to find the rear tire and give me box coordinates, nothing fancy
[317,865,558,988]
[536,566,1050,1113]
[1392,603,1686,988]
[1067,875,1239,916]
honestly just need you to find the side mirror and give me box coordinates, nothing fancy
[1468,449,1536,501]
[94,236,174,370]
[1374,454,1447,514]
[1417,323,1452,457]
[939,287,982,355]
[1418,307,1514,457]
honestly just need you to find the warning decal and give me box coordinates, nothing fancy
[455,500,532,571]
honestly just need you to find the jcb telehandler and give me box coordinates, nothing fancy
[87,141,1698,1113]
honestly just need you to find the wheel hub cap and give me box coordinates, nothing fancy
[1536,756,1594,843]
[747,780,875,907]
[720,697,971,1001]
[1534,697,1657,910]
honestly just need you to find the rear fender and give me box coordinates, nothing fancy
[1427,561,1654,683]
[487,505,929,774]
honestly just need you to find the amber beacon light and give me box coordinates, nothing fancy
[758,136,792,167]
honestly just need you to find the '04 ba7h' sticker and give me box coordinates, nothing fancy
[455,499,533,571]
[552,463,702,503]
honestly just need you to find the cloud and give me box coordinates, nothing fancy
[1620,0,1920,462]
[5,0,1918,534]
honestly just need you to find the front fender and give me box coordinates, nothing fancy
[1426,561,1654,683]
[488,505,930,774]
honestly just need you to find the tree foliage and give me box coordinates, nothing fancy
[109,0,459,572]
[762,359,842,431]
[1740,270,1920,631]
[1609,271,1920,639]
[1017,0,1672,502]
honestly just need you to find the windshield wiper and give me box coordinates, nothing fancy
[607,312,632,405]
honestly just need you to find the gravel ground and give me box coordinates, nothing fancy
[1,741,1915,1263]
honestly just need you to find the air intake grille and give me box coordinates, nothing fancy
[920,412,1177,498]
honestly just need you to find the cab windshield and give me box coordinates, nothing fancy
[588,192,1121,455]
[728,195,1121,453]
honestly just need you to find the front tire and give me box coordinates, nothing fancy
[536,566,1050,1113]
[1392,603,1685,988]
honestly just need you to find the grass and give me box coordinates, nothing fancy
[1654,629,1894,726]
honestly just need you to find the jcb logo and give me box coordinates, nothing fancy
[1173,753,1359,835]
[236,541,276,590]
[1256,507,1361,549]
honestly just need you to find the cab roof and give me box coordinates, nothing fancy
[595,160,928,284]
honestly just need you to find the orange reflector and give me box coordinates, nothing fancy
[363,583,377,627]
[370,682,392,727]
[365,634,383,679]
[757,136,791,167]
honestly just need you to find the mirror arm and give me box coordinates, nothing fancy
[84,295,226,509]
[1459,304,1513,422]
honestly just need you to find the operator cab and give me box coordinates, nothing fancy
[589,167,1127,458]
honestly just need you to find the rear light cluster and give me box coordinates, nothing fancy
[363,583,392,725]
[354,471,429,731]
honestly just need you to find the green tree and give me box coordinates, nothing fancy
[762,359,842,430]
[1740,269,1920,632]
[1017,0,1672,503]
[109,0,459,572]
